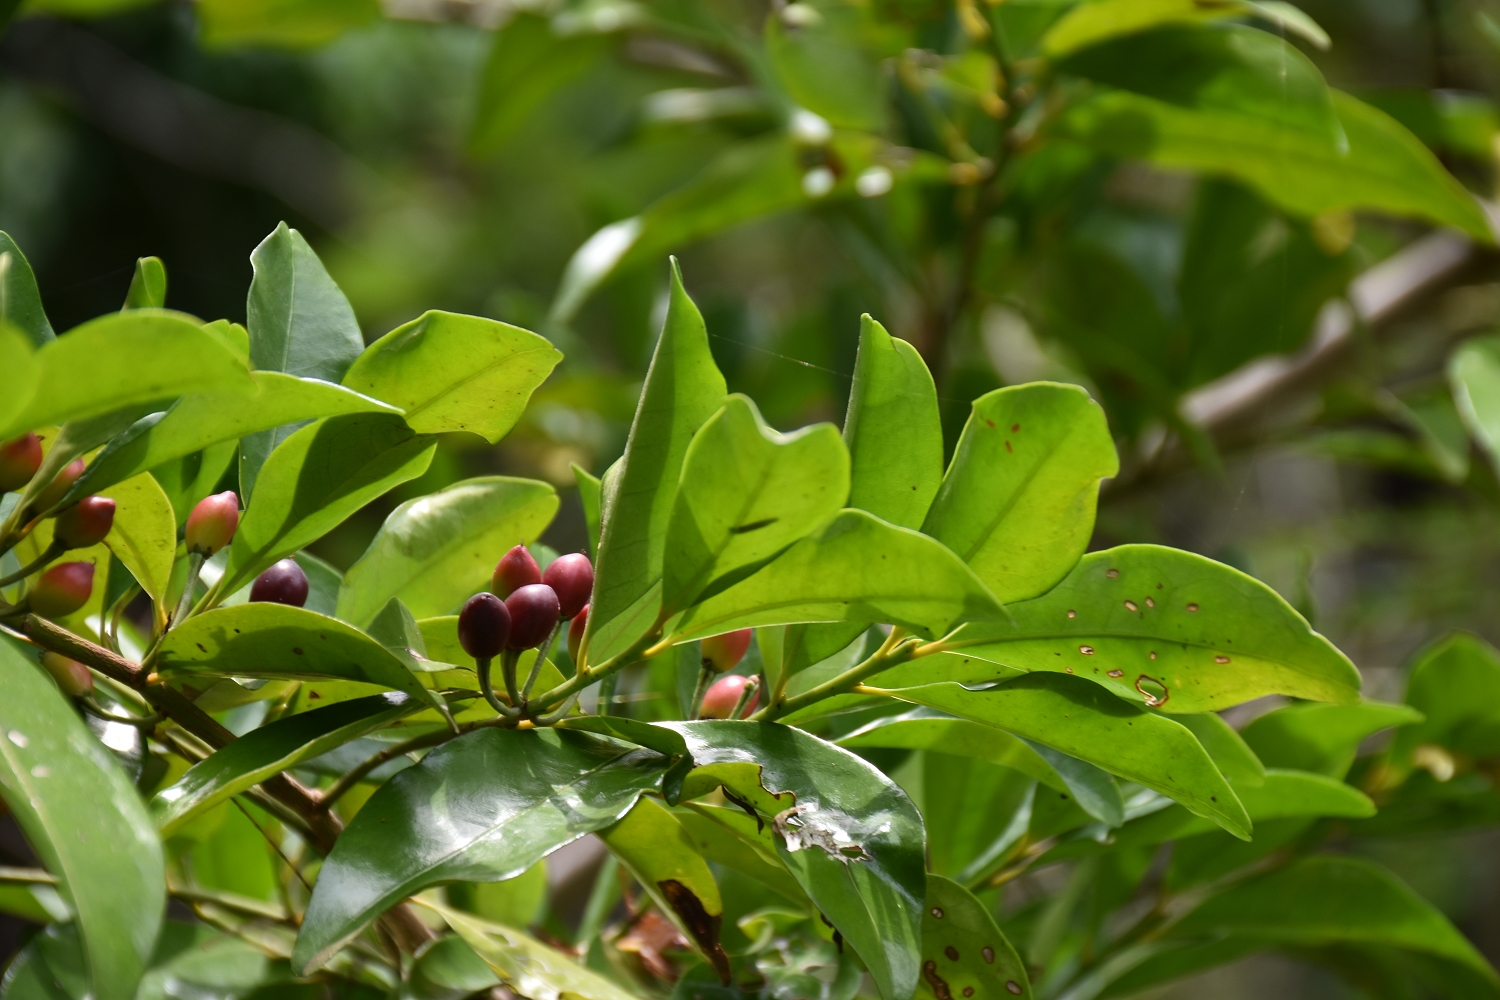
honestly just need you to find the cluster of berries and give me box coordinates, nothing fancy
[458,545,593,658]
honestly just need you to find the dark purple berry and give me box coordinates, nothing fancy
[459,592,510,659]
[250,558,309,607]
[505,584,559,650]
[542,552,593,619]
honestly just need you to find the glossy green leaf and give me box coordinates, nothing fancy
[1452,335,1500,475]
[196,0,380,48]
[878,674,1250,838]
[663,395,847,613]
[151,692,417,835]
[1042,0,1328,57]
[100,472,176,613]
[945,544,1361,713]
[123,256,167,310]
[0,231,54,346]
[1240,700,1422,778]
[922,383,1117,604]
[556,715,689,760]
[0,324,38,433]
[336,476,559,626]
[780,621,869,686]
[409,935,501,1000]
[293,727,671,973]
[668,721,925,1000]
[766,1,883,130]
[600,796,730,980]
[0,311,253,439]
[222,412,436,594]
[1394,632,1500,761]
[843,315,943,531]
[431,901,640,1000]
[1056,88,1493,240]
[342,311,561,443]
[0,637,164,1000]
[157,603,434,704]
[66,372,399,504]
[1171,856,1499,984]
[1174,712,1265,787]
[674,804,810,906]
[669,510,1007,643]
[573,462,602,558]
[583,262,726,665]
[917,876,1032,1000]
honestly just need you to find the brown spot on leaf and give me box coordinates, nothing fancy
[1186,603,1199,612]
[982,946,995,964]
[1215,655,1230,663]
[730,518,778,534]
[945,946,959,961]
[1124,600,1138,612]
[1010,423,1020,432]
[923,961,953,1000]
[196,643,207,653]
[1067,609,1076,618]
[1135,674,1169,707]
[1079,645,1095,655]
[293,648,304,655]
[931,907,944,919]
[985,419,995,428]
[1106,568,1119,578]
[1006,982,1022,995]
[1107,669,1124,678]
[963,989,974,997]
[1005,440,1013,454]
[658,880,730,984]
[1145,597,1155,608]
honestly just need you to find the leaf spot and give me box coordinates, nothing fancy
[963,989,974,997]
[1079,645,1095,655]
[1124,600,1138,612]
[1107,669,1123,678]
[7,732,27,748]
[1186,603,1199,612]
[1214,655,1230,663]
[1135,674,1169,707]
[923,961,953,1000]
[1006,981,1022,995]
[1149,651,1157,660]
[985,419,995,428]
[982,946,994,964]
[1145,597,1155,608]
[196,643,207,653]
[1010,423,1020,432]
[730,518,778,534]
[931,907,944,919]
[1066,609,1076,619]
[293,647,304,655]
[1106,568,1119,578]
[1005,440,1013,454]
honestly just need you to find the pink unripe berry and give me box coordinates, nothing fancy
[30,562,94,618]
[701,629,753,673]
[40,652,93,698]
[53,496,115,549]
[186,491,239,555]
[542,552,593,619]
[250,558,309,607]
[491,544,541,598]
[505,583,559,650]
[568,604,589,657]
[32,459,84,512]
[701,674,758,719]
[0,434,43,493]
[459,592,510,659]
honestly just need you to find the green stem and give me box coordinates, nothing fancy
[521,620,564,711]
[171,552,205,629]
[597,672,620,717]
[475,657,519,720]
[730,676,760,720]
[529,629,660,714]
[687,664,715,721]
[750,629,917,722]
[501,648,522,707]
[0,541,62,588]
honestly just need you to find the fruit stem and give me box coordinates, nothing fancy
[474,657,519,720]
[750,627,918,722]
[521,619,564,711]
[171,551,205,629]
[687,664,715,721]
[730,677,760,720]
[501,647,523,707]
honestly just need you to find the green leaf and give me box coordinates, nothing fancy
[195,0,380,48]
[100,473,177,614]
[241,222,366,498]
[944,544,1361,713]
[674,804,810,906]
[669,510,1006,643]
[0,231,54,346]
[0,324,38,434]
[156,603,435,704]
[336,477,559,627]
[663,395,848,613]
[430,902,641,1000]
[0,311,253,439]
[668,721,926,1000]
[1452,335,1500,475]
[292,727,671,973]
[765,1,884,130]
[583,262,726,665]
[123,257,167,310]
[1042,0,1328,58]
[1171,856,1499,985]
[222,413,437,594]
[0,637,164,1000]
[66,372,399,505]
[600,796,730,981]
[341,311,561,443]
[922,383,1118,604]
[409,935,501,999]
[149,442,237,527]
[1394,632,1500,762]
[1056,88,1493,240]
[878,673,1250,838]
[843,315,944,531]
[151,692,416,835]
[917,876,1032,1000]
[1174,712,1266,787]
[573,463,603,559]
[1240,701,1422,778]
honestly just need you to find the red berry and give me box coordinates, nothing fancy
[186,491,239,555]
[30,562,94,618]
[250,558,309,607]
[505,584,559,649]
[459,592,510,659]
[53,496,115,549]
[701,629,753,673]
[491,544,541,598]
[568,604,589,657]
[543,553,593,619]
[32,459,84,512]
[701,674,758,719]
[0,434,43,493]
[40,652,93,697]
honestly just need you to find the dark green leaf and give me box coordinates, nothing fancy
[922,383,1117,604]
[1241,701,1422,778]
[668,721,925,1000]
[123,257,167,310]
[944,545,1361,713]
[0,231,54,346]
[336,476,558,626]
[0,638,165,1000]
[151,692,418,835]
[669,510,1006,642]
[674,804,810,906]
[879,673,1250,838]
[917,876,1032,1000]
[294,727,670,973]
[222,412,437,594]
[409,935,500,1000]
[663,394,847,614]
[1394,632,1500,762]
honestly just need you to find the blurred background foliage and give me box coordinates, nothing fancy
[6,0,1500,994]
